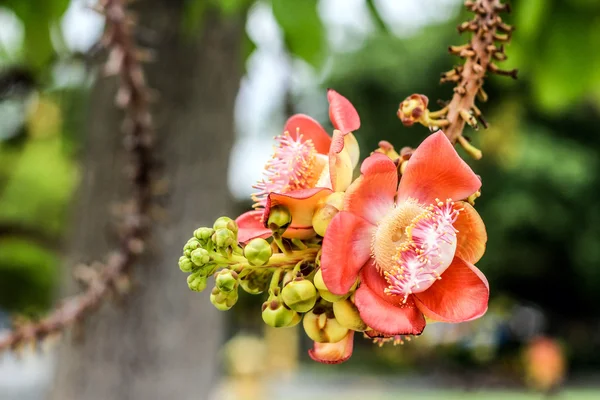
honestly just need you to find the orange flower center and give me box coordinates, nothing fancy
[252,131,324,208]
[372,199,460,302]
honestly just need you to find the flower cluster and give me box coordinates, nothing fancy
[177,90,489,364]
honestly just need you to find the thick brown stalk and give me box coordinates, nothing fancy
[0,0,154,351]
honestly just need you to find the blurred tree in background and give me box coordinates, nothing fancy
[1,0,600,398]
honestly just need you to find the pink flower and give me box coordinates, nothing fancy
[308,331,354,364]
[321,132,489,336]
[237,90,361,243]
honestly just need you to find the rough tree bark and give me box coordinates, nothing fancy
[50,1,243,399]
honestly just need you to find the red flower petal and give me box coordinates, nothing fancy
[354,261,426,336]
[397,131,481,205]
[413,257,489,323]
[454,201,487,264]
[327,89,360,134]
[236,210,272,243]
[265,187,332,230]
[308,331,354,364]
[321,211,376,295]
[344,153,397,225]
[284,114,332,155]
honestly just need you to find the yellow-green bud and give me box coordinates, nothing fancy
[239,270,271,295]
[313,269,347,302]
[312,204,339,237]
[261,299,295,328]
[213,228,235,248]
[194,227,214,241]
[190,248,211,266]
[284,311,302,327]
[302,310,349,343]
[333,296,367,331]
[243,238,272,266]
[179,256,195,273]
[187,271,208,292]
[281,278,318,313]
[267,205,291,233]
[184,238,201,252]
[183,249,192,258]
[215,269,239,293]
[213,217,238,236]
[210,287,237,311]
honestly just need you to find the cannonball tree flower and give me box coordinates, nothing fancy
[321,131,489,337]
[236,90,361,243]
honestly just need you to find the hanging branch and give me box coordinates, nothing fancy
[0,0,155,351]
[396,0,515,159]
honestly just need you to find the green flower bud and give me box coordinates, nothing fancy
[187,271,208,292]
[312,203,339,237]
[184,249,192,258]
[285,311,302,327]
[190,248,211,267]
[194,227,214,241]
[213,217,238,236]
[184,238,202,252]
[282,278,318,313]
[239,270,271,295]
[333,296,367,331]
[243,238,272,266]
[178,256,195,273]
[267,205,291,233]
[261,299,295,328]
[215,269,239,293]
[210,287,237,311]
[212,228,235,249]
[313,269,347,302]
[302,310,349,343]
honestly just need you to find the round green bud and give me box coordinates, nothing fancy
[267,205,291,233]
[210,287,235,311]
[312,203,339,237]
[239,270,271,295]
[184,238,201,252]
[281,278,318,313]
[285,311,302,328]
[184,249,192,258]
[302,310,349,343]
[215,269,239,293]
[213,217,238,235]
[178,256,195,273]
[212,228,235,249]
[187,271,208,292]
[261,299,295,328]
[313,269,347,302]
[243,238,272,266]
[194,227,214,241]
[333,296,367,332]
[190,248,211,267]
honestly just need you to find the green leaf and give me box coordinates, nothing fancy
[271,0,325,69]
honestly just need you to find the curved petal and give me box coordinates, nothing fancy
[308,331,354,364]
[321,211,376,295]
[413,257,489,323]
[327,89,360,134]
[328,130,354,192]
[454,202,487,264]
[284,114,331,155]
[344,153,397,225]
[344,132,360,169]
[265,187,332,230]
[354,262,426,336]
[397,131,481,205]
[236,210,272,243]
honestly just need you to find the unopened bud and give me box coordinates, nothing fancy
[267,205,291,233]
[210,287,238,311]
[262,299,295,328]
[184,238,201,252]
[239,270,271,295]
[178,256,195,273]
[303,310,349,343]
[312,204,339,237]
[190,248,210,267]
[187,271,208,292]
[285,311,302,327]
[243,238,272,266]
[213,228,235,248]
[194,227,214,241]
[397,94,429,127]
[213,217,238,236]
[333,296,367,331]
[215,269,239,293]
[313,269,347,302]
[282,278,318,313]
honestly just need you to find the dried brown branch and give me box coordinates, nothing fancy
[0,0,155,351]
[397,0,515,159]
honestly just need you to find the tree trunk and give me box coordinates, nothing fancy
[50,2,243,399]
